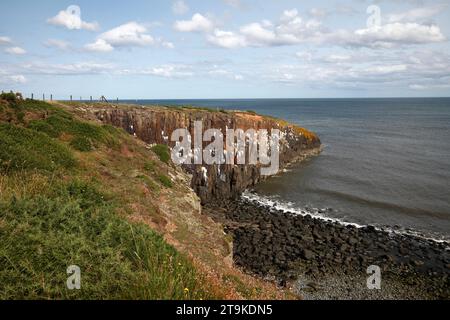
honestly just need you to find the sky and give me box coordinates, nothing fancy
[0,0,450,99]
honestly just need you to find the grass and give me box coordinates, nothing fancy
[138,175,160,192]
[69,136,93,152]
[0,123,76,173]
[144,160,156,172]
[0,94,290,300]
[0,96,220,300]
[151,144,171,164]
[169,105,228,113]
[29,112,120,151]
[158,174,173,188]
[0,178,214,299]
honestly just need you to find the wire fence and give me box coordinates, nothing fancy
[1,90,120,103]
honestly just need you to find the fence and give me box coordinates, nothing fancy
[18,93,120,103]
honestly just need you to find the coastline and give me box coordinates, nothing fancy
[56,100,450,299]
[203,197,450,299]
[201,147,449,300]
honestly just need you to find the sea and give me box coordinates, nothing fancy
[127,98,450,242]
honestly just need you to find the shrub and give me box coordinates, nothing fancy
[151,144,170,164]
[0,92,18,104]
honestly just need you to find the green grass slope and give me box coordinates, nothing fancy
[0,93,217,299]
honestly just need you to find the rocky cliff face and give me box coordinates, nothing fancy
[73,103,321,204]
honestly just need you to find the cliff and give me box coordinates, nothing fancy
[0,95,292,299]
[71,103,321,204]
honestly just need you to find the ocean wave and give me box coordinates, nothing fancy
[241,191,450,247]
[310,187,450,221]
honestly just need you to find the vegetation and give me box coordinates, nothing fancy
[0,178,211,299]
[144,160,156,172]
[29,112,120,151]
[0,123,76,173]
[168,105,229,113]
[158,174,173,188]
[151,144,171,164]
[0,94,218,299]
[0,93,291,300]
[0,91,22,106]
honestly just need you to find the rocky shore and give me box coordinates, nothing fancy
[203,197,450,299]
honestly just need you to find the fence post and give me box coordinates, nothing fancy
[70,95,72,101]
[50,94,53,101]
[90,96,92,102]
[43,94,45,101]
[31,93,34,100]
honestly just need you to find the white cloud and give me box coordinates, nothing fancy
[240,23,276,45]
[5,47,26,55]
[387,5,445,23]
[0,36,12,45]
[22,62,115,75]
[98,22,154,47]
[174,13,215,32]
[47,5,99,31]
[85,22,172,52]
[208,68,244,80]
[161,41,175,49]
[84,39,114,52]
[207,29,246,48]
[363,64,408,75]
[44,39,71,51]
[207,9,325,48]
[351,23,445,47]
[323,54,352,63]
[172,1,189,15]
[137,64,193,78]
[205,8,446,49]
[409,83,450,90]
[8,75,27,83]
[265,49,450,92]
[0,74,27,84]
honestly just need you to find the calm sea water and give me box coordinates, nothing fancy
[131,98,450,240]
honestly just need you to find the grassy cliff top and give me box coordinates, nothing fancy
[58,100,320,144]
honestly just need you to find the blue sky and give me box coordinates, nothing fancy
[1,0,450,99]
